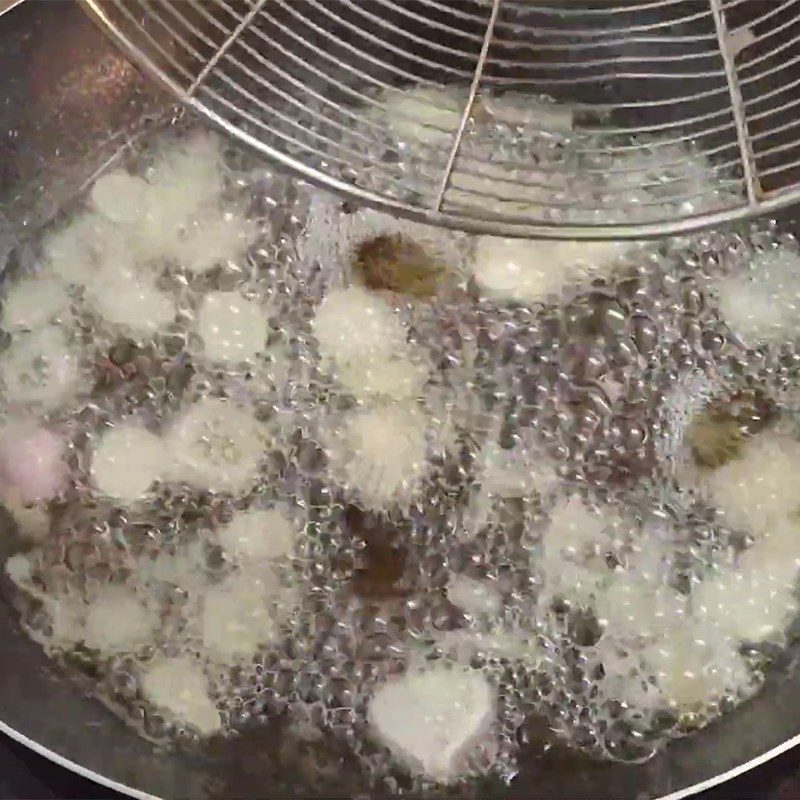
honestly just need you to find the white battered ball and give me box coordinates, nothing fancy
[141,656,221,735]
[92,423,166,504]
[217,508,296,562]
[90,170,149,225]
[2,276,70,331]
[166,398,266,495]
[196,292,266,363]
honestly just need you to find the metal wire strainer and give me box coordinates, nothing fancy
[80,0,800,239]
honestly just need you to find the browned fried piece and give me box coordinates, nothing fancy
[688,411,743,469]
[352,540,407,599]
[689,389,779,470]
[352,234,444,298]
[342,505,409,599]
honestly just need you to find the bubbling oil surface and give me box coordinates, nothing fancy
[2,116,800,795]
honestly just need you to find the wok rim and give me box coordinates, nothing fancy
[0,2,797,797]
[0,719,156,800]
[1,713,798,800]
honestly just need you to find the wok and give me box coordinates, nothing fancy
[0,2,799,798]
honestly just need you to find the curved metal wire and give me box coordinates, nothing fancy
[79,0,800,239]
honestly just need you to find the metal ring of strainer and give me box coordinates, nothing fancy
[80,0,800,239]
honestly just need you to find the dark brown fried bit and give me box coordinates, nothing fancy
[689,389,779,469]
[342,505,409,599]
[688,411,743,469]
[352,234,444,298]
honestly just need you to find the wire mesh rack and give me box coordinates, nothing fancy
[79,0,800,239]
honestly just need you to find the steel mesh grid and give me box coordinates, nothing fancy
[79,0,800,239]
